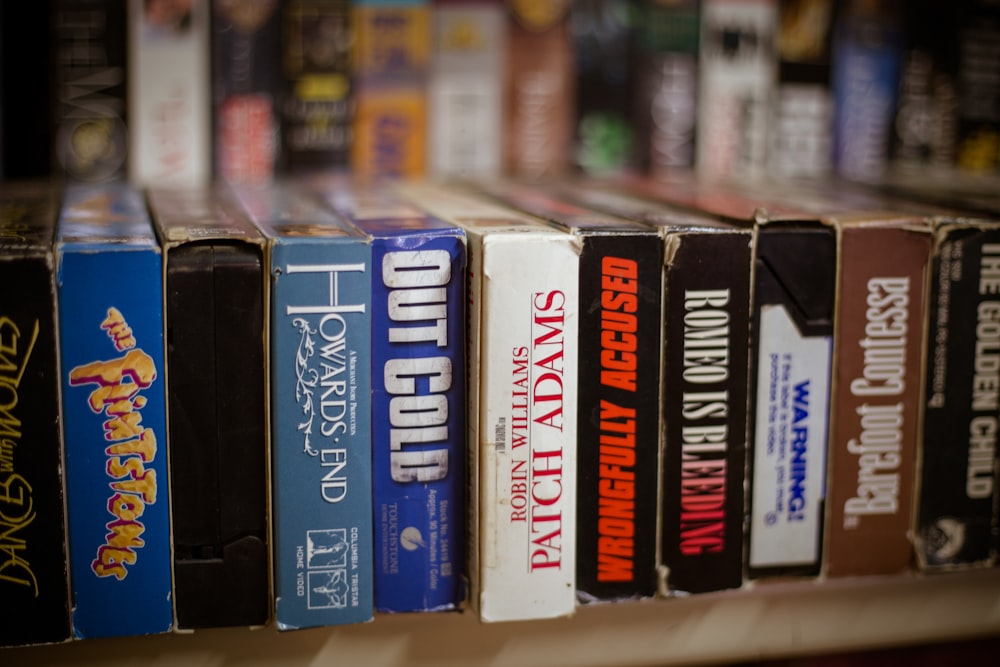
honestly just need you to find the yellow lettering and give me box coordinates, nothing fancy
[69,348,157,393]
[83,380,140,413]
[105,428,157,462]
[104,411,144,441]
[106,492,146,523]
[104,519,145,551]
[91,545,136,580]
[102,307,137,351]
[78,309,158,580]
[109,471,157,505]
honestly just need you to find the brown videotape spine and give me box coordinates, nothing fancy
[824,220,932,578]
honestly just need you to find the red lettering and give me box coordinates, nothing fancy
[679,521,725,555]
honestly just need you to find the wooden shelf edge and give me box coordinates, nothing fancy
[5,568,1000,665]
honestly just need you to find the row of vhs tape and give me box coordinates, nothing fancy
[1,172,998,647]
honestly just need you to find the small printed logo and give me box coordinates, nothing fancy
[925,517,966,563]
[307,528,348,568]
[308,569,350,610]
[306,528,350,610]
[400,527,426,551]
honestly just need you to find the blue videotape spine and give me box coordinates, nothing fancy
[319,185,466,612]
[55,182,173,639]
[235,183,374,630]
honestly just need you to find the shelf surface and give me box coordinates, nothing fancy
[5,568,1000,666]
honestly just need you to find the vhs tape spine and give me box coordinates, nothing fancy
[237,184,374,629]
[479,222,579,620]
[890,0,959,172]
[660,230,752,593]
[53,0,128,182]
[0,185,72,647]
[954,0,1000,174]
[503,0,574,179]
[824,221,931,578]
[747,223,836,578]
[281,0,354,174]
[770,0,836,178]
[212,0,283,184]
[320,186,467,612]
[128,0,211,187]
[570,0,635,176]
[632,0,700,176]
[831,0,903,181]
[575,232,661,601]
[917,222,1000,569]
[397,182,579,622]
[428,0,505,179]
[147,188,270,630]
[352,0,430,178]
[56,183,173,639]
[696,0,776,180]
